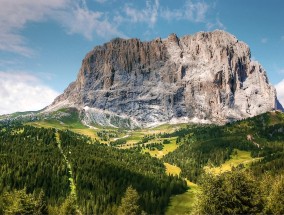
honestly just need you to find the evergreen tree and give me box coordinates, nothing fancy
[266,174,284,214]
[118,186,142,215]
[196,170,263,214]
[59,195,78,215]
[35,190,48,215]
[1,189,37,214]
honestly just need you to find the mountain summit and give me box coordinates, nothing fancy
[46,30,281,127]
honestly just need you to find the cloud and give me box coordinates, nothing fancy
[0,71,59,115]
[58,4,123,40]
[275,79,284,107]
[124,0,160,27]
[261,38,268,44]
[206,18,226,30]
[0,0,123,55]
[0,0,68,56]
[161,0,209,23]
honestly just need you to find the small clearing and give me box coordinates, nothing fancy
[204,149,262,175]
[165,163,199,215]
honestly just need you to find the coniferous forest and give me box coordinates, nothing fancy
[0,111,284,214]
[0,124,186,214]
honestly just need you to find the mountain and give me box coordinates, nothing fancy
[45,30,281,127]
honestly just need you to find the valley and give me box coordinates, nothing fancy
[1,108,284,214]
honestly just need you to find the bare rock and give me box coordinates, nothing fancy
[45,30,280,127]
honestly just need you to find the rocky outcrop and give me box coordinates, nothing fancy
[46,30,281,127]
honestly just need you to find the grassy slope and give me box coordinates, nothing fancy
[142,137,179,158]
[204,149,262,175]
[166,149,262,214]
[165,163,198,215]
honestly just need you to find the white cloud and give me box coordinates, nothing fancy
[58,5,123,40]
[261,38,268,44]
[124,0,160,27]
[161,0,209,23]
[0,71,59,115]
[0,0,68,56]
[275,79,284,107]
[0,0,123,55]
[206,18,226,30]
[184,0,209,22]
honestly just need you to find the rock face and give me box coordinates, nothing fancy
[46,30,281,127]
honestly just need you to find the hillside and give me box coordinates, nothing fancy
[1,111,284,214]
[0,124,186,214]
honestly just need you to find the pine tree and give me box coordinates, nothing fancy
[266,174,284,214]
[2,189,36,214]
[196,170,263,214]
[117,186,142,215]
[35,190,48,215]
[59,195,78,215]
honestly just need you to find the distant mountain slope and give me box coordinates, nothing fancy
[163,111,284,182]
[45,30,281,127]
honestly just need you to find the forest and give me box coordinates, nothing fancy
[0,111,284,214]
[163,111,284,182]
[0,124,186,214]
[164,111,284,214]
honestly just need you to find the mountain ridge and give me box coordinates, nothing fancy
[27,30,284,127]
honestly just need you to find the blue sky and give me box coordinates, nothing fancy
[0,0,284,114]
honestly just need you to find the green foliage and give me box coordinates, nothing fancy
[59,195,78,215]
[266,175,284,214]
[117,186,142,215]
[110,138,127,146]
[162,139,171,144]
[196,170,263,214]
[58,130,187,214]
[163,112,284,182]
[0,188,47,215]
[145,142,164,151]
[196,170,284,215]
[0,125,69,205]
[1,111,283,214]
[0,124,186,214]
[97,130,118,141]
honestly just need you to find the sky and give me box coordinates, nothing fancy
[0,0,284,114]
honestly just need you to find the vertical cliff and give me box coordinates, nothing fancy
[46,30,280,127]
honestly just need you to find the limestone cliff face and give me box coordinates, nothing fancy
[46,30,280,127]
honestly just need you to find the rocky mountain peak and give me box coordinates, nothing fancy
[46,30,281,128]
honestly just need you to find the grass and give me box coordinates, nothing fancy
[27,120,100,139]
[166,183,199,215]
[167,149,263,214]
[136,123,187,135]
[165,163,199,215]
[71,128,99,140]
[27,120,86,129]
[164,162,181,176]
[204,149,262,175]
[143,137,179,158]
